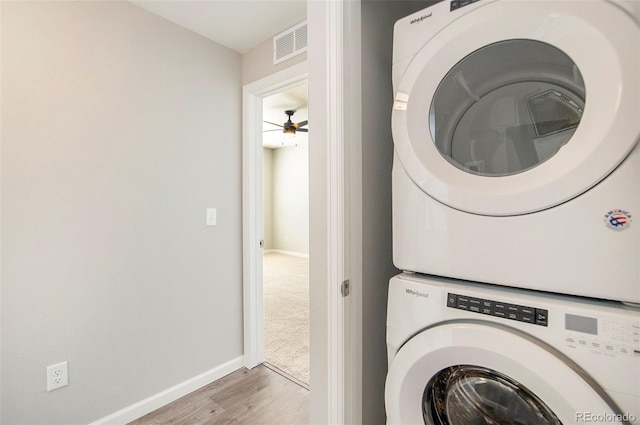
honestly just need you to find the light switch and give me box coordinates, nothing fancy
[206,208,217,226]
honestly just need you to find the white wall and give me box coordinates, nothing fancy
[263,148,274,250]
[270,140,309,255]
[1,2,243,424]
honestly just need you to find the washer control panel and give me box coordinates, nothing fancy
[447,292,548,326]
[450,0,481,12]
[564,314,640,357]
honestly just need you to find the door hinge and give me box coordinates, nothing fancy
[341,279,350,297]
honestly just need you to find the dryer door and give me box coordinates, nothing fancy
[392,1,640,216]
[385,322,626,425]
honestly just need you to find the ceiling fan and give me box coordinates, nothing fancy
[264,110,308,135]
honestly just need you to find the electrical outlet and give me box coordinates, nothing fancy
[46,361,68,392]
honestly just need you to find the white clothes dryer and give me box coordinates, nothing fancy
[385,273,640,425]
[391,0,640,303]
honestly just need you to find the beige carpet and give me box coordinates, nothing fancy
[263,252,310,385]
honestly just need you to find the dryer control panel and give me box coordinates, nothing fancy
[447,292,548,326]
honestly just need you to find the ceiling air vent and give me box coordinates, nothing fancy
[273,21,308,65]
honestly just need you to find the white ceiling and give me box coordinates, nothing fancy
[130,0,307,54]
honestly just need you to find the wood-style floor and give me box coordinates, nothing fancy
[128,365,309,425]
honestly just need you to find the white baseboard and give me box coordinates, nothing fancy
[265,249,309,259]
[90,356,243,425]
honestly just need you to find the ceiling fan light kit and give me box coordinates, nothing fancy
[264,110,309,138]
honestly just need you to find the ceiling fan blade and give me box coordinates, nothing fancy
[296,128,308,133]
[293,120,308,128]
[263,121,284,128]
[263,129,283,132]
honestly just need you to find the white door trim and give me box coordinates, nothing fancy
[243,0,358,421]
[327,0,346,420]
[306,0,359,423]
[241,62,308,370]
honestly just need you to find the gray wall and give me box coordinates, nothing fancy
[1,2,243,424]
[360,1,435,424]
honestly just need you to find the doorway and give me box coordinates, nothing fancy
[261,85,310,386]
[241,62,308,372]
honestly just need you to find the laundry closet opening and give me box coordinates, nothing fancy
[261,83,310,387]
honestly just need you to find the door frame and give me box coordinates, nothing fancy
[243,1,360,423]
[242,62,308,370]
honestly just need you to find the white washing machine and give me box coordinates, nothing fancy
[391,0,640,303]
[385,273,640,424]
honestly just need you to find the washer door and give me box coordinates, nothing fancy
[392,1,640,216]
[385,322,624,425]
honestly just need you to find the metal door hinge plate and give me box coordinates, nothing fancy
[341,279,350,297]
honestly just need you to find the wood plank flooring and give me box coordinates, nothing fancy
[128,365,309,425]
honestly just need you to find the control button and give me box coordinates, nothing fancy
[457,295,470,310]
[518,313,535,324]
[469,297,482,306]
[507,312,518,320]
[520,306,535,315]
[605,344,614,351]
[536,309,548,326]
[450,0,460,11]
[565,336,576,344]
[591,341,601,349]
[470,305,481,313]
[447,293,457,308]
[460,0,472,6]
[482,300,492,308]
[507,304,519,313]
[481,307,492,315]
[578,339,588,346]
[494,310,506,318]
[457,300,470,310]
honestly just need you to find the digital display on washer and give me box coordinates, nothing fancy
[565,313,597,335]
[447,293,548,326]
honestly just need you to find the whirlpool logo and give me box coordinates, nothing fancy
[410,13,432,24]
[405,288,429,298]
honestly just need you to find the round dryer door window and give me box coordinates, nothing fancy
[391,1,640,216]
[429,40,585,177]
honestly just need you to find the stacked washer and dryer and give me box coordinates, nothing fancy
[385,1,640,424]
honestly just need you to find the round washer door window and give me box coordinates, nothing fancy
[430,39,585,177]
[423,365,561,425]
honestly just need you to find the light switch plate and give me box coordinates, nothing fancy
[206,208,217,226]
